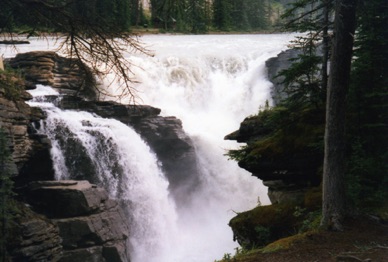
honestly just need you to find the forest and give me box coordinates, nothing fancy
[1,0,295,33]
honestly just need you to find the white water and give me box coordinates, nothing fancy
[3,34,295,262]
[27,85,178,261]
[106,35,295,262]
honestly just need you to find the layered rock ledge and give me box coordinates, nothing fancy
[6,51,96,99]
[26,180,130,262]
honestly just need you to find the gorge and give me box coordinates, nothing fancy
[1,34,296,261]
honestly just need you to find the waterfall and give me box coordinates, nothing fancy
[7,34,295,262]
[100,34,295,261]
[28,85,178,262]
[105,34,296,207]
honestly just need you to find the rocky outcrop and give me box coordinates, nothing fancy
[1,72,62,261]
[225,50,325,205]
[26,180,130,262]
[265,48,302,105]
[0,73,53,183]
[225,111,323,205]
[6,51,96,100]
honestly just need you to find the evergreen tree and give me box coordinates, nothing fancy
[212,0,233,30]
[346,0,388,207]
[186,0,208,33]
[278,0,333,107]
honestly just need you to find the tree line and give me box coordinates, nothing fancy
[0,0,297,34]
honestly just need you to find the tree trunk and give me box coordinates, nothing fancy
[321,0,357,231]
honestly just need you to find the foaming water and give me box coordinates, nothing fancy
[102,34,295,261]
[27,86,178,262]
[120,35,294,206]
[9,34,295,262]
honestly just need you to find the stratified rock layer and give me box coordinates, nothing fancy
[26,180,131,262]
[7,203,63,262]
[6,51,96,99]
[0,73,53,183]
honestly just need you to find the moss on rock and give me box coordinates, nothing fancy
[229,203,299,249]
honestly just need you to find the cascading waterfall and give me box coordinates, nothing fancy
[101,34,296,261]
[4,34,295,262]
[107,34,296,205]
[28,85,178,262]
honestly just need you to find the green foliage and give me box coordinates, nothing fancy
[0,0,297,34]
[1,0,133,33]
[292,206,321,233]
[230,204,298,249]
[276,0,333,108]
[280,0,332,32]
[278,50,324,107]
[150,0,209,33]
[254,225,271,244]
[213,0,271,32]
[149,0,283,33]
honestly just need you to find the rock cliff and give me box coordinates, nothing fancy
[225,109,323,205]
